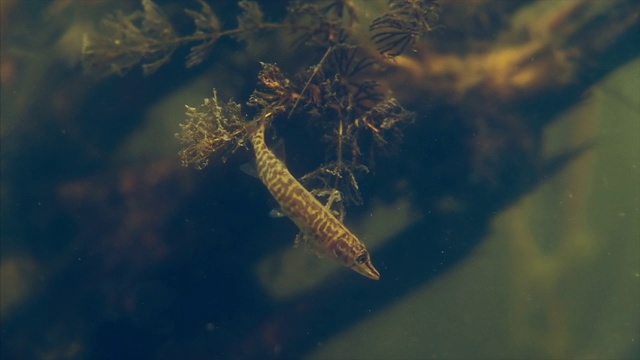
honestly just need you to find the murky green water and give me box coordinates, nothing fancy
[1,1,638,359]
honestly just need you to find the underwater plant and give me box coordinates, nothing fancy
[82,0,434,237]
[3,0,636,357]
[81,0,435,190]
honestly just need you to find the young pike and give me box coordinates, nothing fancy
[248,114,380,280]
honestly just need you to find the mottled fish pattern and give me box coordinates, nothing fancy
[249,116,380,280]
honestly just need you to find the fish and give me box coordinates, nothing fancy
[248,113,380,280]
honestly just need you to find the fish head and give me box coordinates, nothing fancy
[350,250,380,280]
[328,232,381,280]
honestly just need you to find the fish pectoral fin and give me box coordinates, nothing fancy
[294,231,314,248]
[293,232,305,248]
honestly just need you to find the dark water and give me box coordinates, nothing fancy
[1,1,638,359]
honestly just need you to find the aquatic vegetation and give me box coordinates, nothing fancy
[175,91,248,170]
[370,0,440,57]
[82,0,438,77]
[82,0,282,77]
[82,0,433,276]
[83,0,430,204]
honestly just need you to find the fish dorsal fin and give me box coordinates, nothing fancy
[239,161,259,179]
[270,137,287,164]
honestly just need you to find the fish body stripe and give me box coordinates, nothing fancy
[251,124,345,243]
[249,120,380,280]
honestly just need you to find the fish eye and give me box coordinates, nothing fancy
[355,252,368,264]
